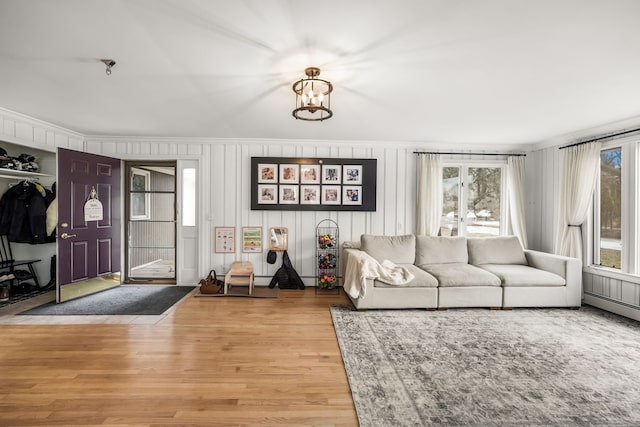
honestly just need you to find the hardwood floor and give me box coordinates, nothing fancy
[0,288,358,426]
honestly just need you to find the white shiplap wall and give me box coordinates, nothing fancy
[85,137,419,285]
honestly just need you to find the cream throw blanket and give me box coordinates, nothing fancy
[344,250,415,299]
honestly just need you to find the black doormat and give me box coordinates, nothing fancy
[19,285,195,315]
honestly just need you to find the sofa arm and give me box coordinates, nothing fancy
[524,250,582,280]
[525,250,582,305]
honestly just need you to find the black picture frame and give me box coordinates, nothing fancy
[251,157,377,211]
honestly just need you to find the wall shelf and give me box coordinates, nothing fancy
[0,168,53,180]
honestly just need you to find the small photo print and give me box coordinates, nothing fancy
[258,184,277,204]
[279,185,299,204]
[258,163,277,183]
[279,164,299,183]
[322,185,341,205]
[343,165,363,185]
[300,164,320,184]
[343,186,362,205]
[322,165,342,184]
[301,185,320,205]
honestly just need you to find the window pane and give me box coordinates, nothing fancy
[466,167,501,237]
[441,167,459,236]
[599,148,622,269]
[182,168,196,227]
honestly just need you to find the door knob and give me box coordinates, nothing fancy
[60,233,77,239]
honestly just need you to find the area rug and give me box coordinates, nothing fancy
[20,285,195,315]
[194,286,278,298]
[330,305,640,427]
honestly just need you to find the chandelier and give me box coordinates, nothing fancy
[292,67,333,121]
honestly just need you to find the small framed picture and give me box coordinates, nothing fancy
[279,164,299,183]
[343,186,362,205]
[279,185,299,204]
[343,165,363,185]
[322,165,342,184]
[300,185,320,205]
[214,226,235,253]
[258,163,277,183]
[322,185,341,205]
[300,164,320,184]
[258,184,278,204]
[242,227,262,253]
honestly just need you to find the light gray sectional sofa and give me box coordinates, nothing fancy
[342,234,582,310]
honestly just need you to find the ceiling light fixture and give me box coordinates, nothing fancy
[101,59,116,76]
[292,67,333,121]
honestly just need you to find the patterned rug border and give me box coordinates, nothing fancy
[330,304,640,427]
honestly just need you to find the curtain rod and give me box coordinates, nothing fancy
[413,151,526,157]
[558,127,640,150]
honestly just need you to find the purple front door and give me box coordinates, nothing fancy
[57,148,121,302]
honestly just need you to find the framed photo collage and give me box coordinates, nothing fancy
[251,157,377,212]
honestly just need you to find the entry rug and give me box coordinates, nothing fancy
[330,304,640,427]
[20,285,195,315]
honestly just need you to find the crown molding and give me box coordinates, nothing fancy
[0,107,84,138]
[530,115,640,152]
[84,134,531,154]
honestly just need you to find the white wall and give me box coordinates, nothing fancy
[86,137,419,285]
[523,147,561,253]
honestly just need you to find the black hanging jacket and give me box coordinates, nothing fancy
[0,181,48,244]
[268,250,305,289]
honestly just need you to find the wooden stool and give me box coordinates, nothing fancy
[224,261,254,295]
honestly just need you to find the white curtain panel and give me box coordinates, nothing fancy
[416,153,443,236]
[554,142,602,259]
[507,156,529,248]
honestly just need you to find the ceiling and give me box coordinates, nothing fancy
[2,0,640,147]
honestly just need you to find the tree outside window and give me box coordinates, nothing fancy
[440,164,503,237]
[599,148,622,269]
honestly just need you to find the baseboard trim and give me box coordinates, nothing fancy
[584,294,640,322]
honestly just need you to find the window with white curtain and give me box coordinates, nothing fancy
[592,141,639,274]
[440,162,507,237]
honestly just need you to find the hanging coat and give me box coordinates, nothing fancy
[268,250,305,289]
[0,181,48,244]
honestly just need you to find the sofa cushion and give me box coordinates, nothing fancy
[419,263,501,287]
[361,234,415,264]
[374,264,438,288]
[467,236,527,265]
[415,236,468,265]
[478,264,566,287]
